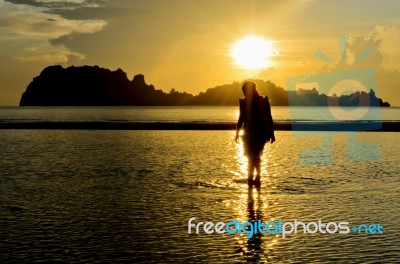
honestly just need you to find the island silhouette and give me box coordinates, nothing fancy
[20,65,390,107]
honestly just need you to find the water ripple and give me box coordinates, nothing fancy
[0,130,399,263]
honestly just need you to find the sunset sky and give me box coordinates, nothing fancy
[1,0,400,106]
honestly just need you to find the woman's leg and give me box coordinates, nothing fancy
[247,158,254,184]
[253,158,261,187]
[253,143,266,186]
[254,158,261,179]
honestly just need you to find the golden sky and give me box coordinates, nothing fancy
[1,0,400,106]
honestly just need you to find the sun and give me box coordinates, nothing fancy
[230,35,275,70]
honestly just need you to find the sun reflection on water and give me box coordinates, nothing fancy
[229,140,280,262]
[231,186,281,262]
[237,140,248,178]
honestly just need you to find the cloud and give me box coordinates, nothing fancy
[296,60,310,65]
[12,40,85,63]
[5,0,104,9]
[0,10,106,39]
[316,25,400,106]
[5,0,152,20]
[346,25,400,72]
[14,49,84,63]
[46,6,151,21]
[0,0,106,64]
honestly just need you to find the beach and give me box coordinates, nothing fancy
[2,0,400,262]
[1,128,399,263]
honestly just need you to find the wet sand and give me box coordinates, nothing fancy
[1,130,399,263]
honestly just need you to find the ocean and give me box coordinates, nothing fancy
[0,106,399,123]
[0,107,399,263]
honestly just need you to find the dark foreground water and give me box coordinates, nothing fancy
[0,130,399,263]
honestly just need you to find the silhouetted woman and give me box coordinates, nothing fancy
[235,81,275,186]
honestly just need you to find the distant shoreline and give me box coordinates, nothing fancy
[19,65,391,107]
[0,121,399,131]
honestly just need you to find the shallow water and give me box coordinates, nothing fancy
[0,130,399,263]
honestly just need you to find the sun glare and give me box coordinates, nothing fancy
[230,35,275,70]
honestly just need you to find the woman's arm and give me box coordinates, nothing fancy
[235,99,245,142]
[265,96,275,143]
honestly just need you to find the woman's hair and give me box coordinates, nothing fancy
[242,81,260,99]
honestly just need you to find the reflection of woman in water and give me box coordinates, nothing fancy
[235,81,275,186]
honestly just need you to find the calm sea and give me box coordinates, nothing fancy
[0,106,399,123]
[0,107,399,263]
